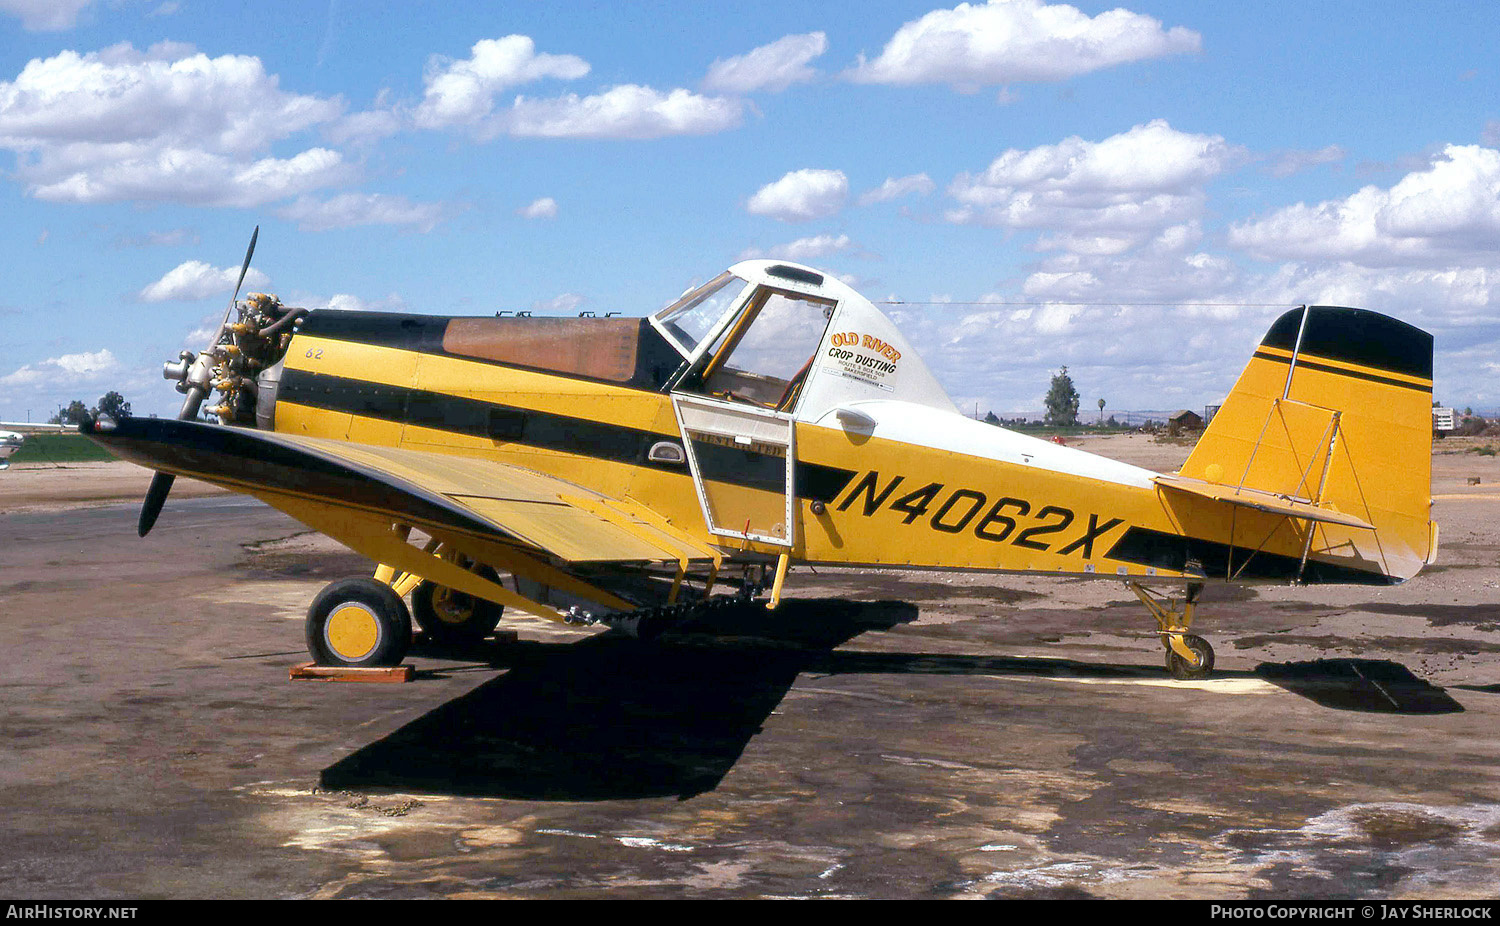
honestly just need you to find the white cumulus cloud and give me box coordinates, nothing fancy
[28,146,352,208]
[517,196,558,219]
[1229,144,1500,268]
[0,0,95,31]
[531,293,586,314]
[138,260,271,302]
[1264,144,1346,178]
[947,120,1243,249]
[847,0,1200,90]
[294,292,408,313]
[503,85,742,140]
[0,43,349,206]
[746,168,849,222]
[739,234,854,261]
[0,349,120,391]
[858,173,935,206]
[278,192,449,232]
[414,35,590,131]
[343,35,742,143]
[702,32,827,94]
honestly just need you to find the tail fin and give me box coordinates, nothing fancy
[1180,305,1435,582]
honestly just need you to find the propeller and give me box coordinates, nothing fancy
[138,226,259,537]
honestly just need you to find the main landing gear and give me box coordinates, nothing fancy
[306,577,413,668]
[304,560,507,667]
[410,564,505,645]
[1127,581,1215,680]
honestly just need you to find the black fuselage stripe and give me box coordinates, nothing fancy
[1251,350,1432,392]
[1105,525,1392,585]
[278,368,856,502]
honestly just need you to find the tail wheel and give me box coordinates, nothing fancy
[411,565,504,644]
[1165,634,1215,680]
[307,577,412,667]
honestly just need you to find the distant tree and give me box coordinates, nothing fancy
[1097,397,1106,425]
[1457,415,1489,437]
[1044,367,1080,426]
[1106,415,1119,428]
[52,400,90,425]
[95,391,131,420]
[983,411,1000,425]
[1465,406,1474,417]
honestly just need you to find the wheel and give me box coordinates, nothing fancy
[1165,634,1215,680]
[306,577,412,667]
[410,565,504,644]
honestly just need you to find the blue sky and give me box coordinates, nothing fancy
[1,0,1497,422]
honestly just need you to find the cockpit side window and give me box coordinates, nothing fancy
[689,287,836,411]
[653,274,752,358]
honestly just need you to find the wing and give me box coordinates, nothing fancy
[82,416,715,566]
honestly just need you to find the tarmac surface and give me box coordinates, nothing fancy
[2,435,1499,899]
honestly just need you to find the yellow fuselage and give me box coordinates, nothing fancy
[273,327,1411,587]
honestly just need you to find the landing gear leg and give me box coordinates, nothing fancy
[1127,581,1215,680]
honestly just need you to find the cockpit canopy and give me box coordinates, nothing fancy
[653,260,956,421]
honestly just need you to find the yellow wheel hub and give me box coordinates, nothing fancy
[326,603,380,660]
[432,587,474,625]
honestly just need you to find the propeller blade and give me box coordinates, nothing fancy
[206,225,260,350]
[138,227,258,536]
[138,471,175,537]
[137,324,217,535]
[232,224,259,306]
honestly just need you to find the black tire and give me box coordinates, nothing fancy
[1165,634,1215,680]
[306,577,412,667]
[410,565,504,644]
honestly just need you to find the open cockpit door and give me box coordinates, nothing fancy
[652,259,958,547]
[670,394,797,547]
[659,267,840,547]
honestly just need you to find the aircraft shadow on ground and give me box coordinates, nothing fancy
[319,599,1461,801]
[1253,658,1464,714]
[320,599,917,801]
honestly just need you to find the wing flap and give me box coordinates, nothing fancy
[83,417,712,564]
[449,495,676,562]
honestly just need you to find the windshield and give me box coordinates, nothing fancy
[653,273,751,357]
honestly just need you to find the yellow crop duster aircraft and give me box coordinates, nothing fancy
[83,231,1437,679]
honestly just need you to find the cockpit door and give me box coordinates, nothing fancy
[664,282,837,548]
[670,394,796,547]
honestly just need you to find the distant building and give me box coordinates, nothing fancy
[1167,409,1204,436]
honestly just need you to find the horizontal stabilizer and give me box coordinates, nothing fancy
[1154,474,1375,530]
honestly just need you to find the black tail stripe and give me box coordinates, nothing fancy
[1251,350,1431,392]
